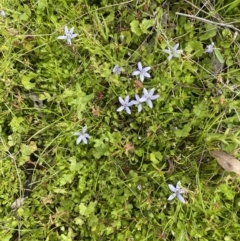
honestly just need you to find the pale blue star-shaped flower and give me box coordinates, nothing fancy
[205,42,214,53]
[112,65,121,74]
[163,43,183,60]
[117,96,134,114]
[132,62,151,82]
[140,88,159,108]
[73,126,90,144]
[57,26,78,45]
[131,94,145,112]
[168,181,186,204]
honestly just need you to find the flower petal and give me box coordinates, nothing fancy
[135,94,140,101]
[132,70,140,76]
[168,184,176,192]
[140,96,147,102]
[143,88,148,96]
[82,136,88,144]
[125,95,130,102]
[70,27,74,34]
[174,50,183,57]
[64,26,68,34]
[167,54,173,60]
[168,193,176,201]
[73,132,81,136]
[76,136,83,144]
[126,107,131,114]
[118,97,124,105]
[138,62,143,71]
[177,194,186,204]
[138,104,142,112]
[143,66,151,72]
[82,126,87,133]
[57,36,67,40]
[140,73,145,82]
[128,100,134,107]
[84,133,90,139]
[147,99,153,108]
[176,181,181,189]
[131,100,138,105]
[149,88,155,96]
[144,73,150,78]
[113,65,118,73]
[163,48,171,54]
[173,43,179,50]
[117,106,124,112]
[71,34,78,39]
[150,94,159,100]
[67,38,72,45]
[179,189,185,194]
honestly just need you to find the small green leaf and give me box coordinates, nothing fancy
[199,24,216,40]
[130,20,142,36]
[214,48,224,64]
[10,116,25,133]
[37,0,48,10]
[225,0,240,13]
[140,19,155,34]
[1,234,12,241]
[175,124,192,138]
[150,152,163,164]
[20,142,37,158]
[185,40,204,57]
[74,217,85,226]
[21,72,36,90]
[79,203,87,216]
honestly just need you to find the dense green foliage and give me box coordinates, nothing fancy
[0,0,240,240]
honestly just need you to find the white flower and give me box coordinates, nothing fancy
[73,126,90,144]
[112,65,121,74]
[57,26,78,45]
[131,94,145,112]
[132,62,151,82]
[0,10,6,17]
[140,88,159,108]
[205,42,214,53]
[117,96,134,114]
[163,43,183,60]
[168,181,186,204]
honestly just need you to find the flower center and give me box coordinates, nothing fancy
[66,32,72,38]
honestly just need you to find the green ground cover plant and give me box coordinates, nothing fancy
[0,0,240,240]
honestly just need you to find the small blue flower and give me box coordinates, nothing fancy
[163,43,183,60]
[140,88,159,108]
[205,42,214,53]
[117,96,133,114]
[131,94,145,112]
[57,26,78,45]
[74,126,90,144]
[168,181,186,204]
[112,65,121,75]
[132,62,151,82]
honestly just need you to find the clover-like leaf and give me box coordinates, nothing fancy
[130,20,142,36]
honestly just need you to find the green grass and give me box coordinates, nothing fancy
[0,0,240,240]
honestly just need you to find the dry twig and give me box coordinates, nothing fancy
[176,12,240,33]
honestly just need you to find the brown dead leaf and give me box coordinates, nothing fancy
[210,150,240,175]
